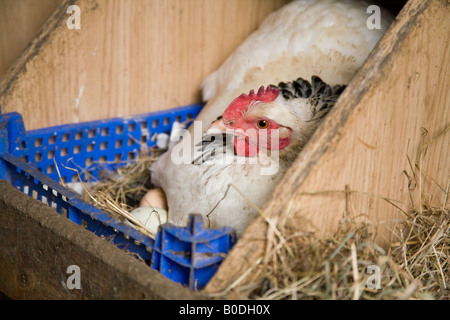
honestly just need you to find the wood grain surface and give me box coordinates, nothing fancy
[205,0,450,293]
[0,0,62,78]
[0,0,289,130]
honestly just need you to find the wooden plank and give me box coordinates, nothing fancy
[0,0,289,131]
[0,0,62,78]
[205,0,449,292]
[0,180,201,299]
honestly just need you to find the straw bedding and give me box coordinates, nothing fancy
[79,128,449,300]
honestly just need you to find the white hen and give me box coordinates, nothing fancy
[148,0,393,237]
[196,0,393,131]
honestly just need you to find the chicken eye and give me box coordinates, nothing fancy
[257,119,269,129]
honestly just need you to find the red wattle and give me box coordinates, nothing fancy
[268,137,290,150]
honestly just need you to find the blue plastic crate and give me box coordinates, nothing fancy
[0,104,236,291]
[152,214,236,290]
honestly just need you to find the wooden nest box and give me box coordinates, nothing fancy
[0,0,448,299]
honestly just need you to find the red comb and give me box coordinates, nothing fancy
[223,86,280,119]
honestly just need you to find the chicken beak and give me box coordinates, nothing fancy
[205,118,258,157]
[206,118,228,134]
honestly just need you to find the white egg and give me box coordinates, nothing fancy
[140,188,168,210]
[128,206,168,235]
[156,133,170,149]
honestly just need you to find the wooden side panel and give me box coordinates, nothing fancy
[0,0,289,131]
[0,180,199,299]
[0,0,62,78]
[206,0,449,292]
